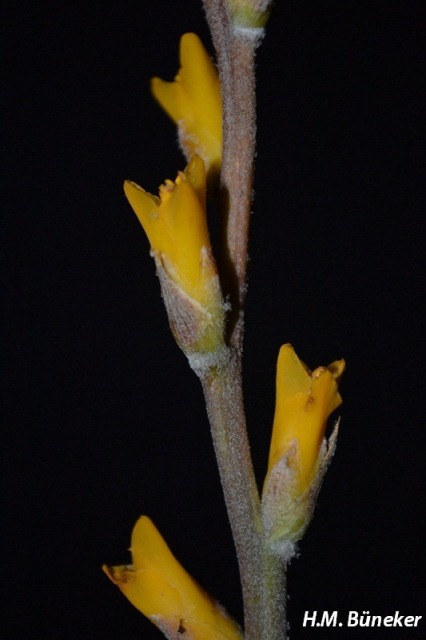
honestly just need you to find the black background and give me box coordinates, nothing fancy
[3,1,425,638]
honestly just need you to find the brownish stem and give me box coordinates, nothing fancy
[200,3,288,640]
[192,347,288,640]
[194,348,262,639]
[221,36,256,349]
[204,1,258,351]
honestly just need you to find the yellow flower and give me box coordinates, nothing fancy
[103,516,242,640]
[268,344,345,493]
[124,155,224,353]
[262,344,345,548]
[151,33,222,176]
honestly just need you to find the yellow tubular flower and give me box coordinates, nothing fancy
[151,33,222,177]
[103,516,242,640]
[124,156,224,353]
[268,344,345,492]
[262,344,345,549]
[124,155,210,301]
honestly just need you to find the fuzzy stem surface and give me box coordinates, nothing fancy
[260,547,288,640]
[204,0,258,350]
[201,2,288,639]
[192,347,288,640]
[195,348,262,639]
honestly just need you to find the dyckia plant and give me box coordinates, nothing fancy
[103,2,345,639]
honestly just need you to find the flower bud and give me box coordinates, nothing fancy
[151,33,222,179]
[262,344,345,555]
[226,0,273,32]
[103,516,242,640]
[124,156,225,354]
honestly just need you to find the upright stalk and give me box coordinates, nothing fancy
[194,349,288,640]
[198,2,288,639]
[204,0,257,350]
[260,547,287,640]
[194,349,262,638]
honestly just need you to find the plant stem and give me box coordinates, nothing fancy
[193,347,288,640]
[204,0,257,351]
[260,547,287,640]
[197,348,262,638]
[200,3,288,639]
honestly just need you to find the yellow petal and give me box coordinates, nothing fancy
[157,171,211,297]
[182,154,206,208]
[178,33,222,138]
[124,157,212,301]
[151,33,222,173]
[268,344,345,493]
[151,77,183,124]
[123,181,160,244]
[104,516,242,640]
